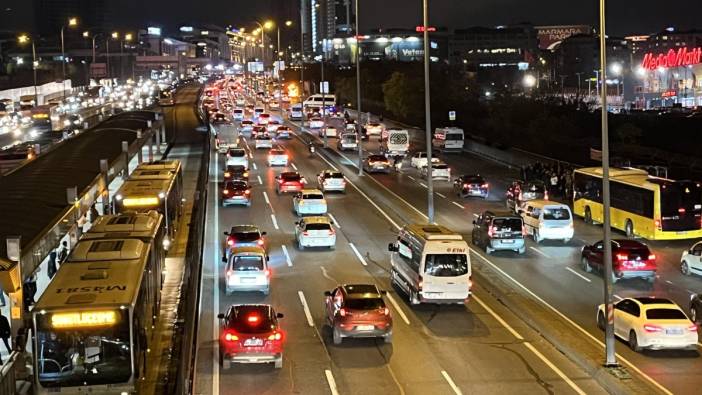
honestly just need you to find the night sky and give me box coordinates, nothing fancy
[1,0,700,36]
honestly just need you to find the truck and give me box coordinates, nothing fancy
[380,128,410,156]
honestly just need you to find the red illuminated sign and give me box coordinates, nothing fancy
[661,90,677,98]
[642,47,702,70]
[415,26,436,32]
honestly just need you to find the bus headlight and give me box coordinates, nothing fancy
[115,194,123,201]
[162,237,171,250]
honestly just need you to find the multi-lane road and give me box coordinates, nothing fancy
[192,93,611,394]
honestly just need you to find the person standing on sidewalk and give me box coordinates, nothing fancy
[0,311,11,363]
[550,172,559,199]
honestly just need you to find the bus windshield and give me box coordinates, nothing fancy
[661,182,702,217]
[424,254,468,277]
[35,310,132,387]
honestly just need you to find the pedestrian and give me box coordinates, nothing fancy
[22,274,37,312]
[57,241,68,265]
[90,205,100,223]
[550,172,559,198]
[0,310,11,362]
[47,250,58,280]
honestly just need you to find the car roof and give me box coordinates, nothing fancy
[301,188,323,194]
[632,297,674,305]
[301,216,331,224]
[342,284,381,298]
[229,246,266,256]
[484,210,519,218]
[230,224,261,233]
[611,239,648,248]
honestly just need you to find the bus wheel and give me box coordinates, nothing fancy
[584,207,593,224]
[625,220,634,238]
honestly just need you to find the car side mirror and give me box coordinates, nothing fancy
[276,313,284,319]
[223,231,229,236]
[221,257,227,263]
[217,313,225,320]
[266,255,270,262]
[261,231,267,236]
[324,291,332,297]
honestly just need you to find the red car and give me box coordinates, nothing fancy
[218,304,285,369]
[324,284,392,345]
[275,171,306,194]
[581,239,656,283]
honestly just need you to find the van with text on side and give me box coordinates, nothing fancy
[433,127,464,152]
[388,224,471,305]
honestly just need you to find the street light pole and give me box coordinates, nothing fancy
[31,41,38,105]
[599,0,617,368]
[321,50,327,148]
[61,26,66,98]
[355,0,363,176]
[422,0,434,223]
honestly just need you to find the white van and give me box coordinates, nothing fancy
[519,200,574,243]
[433,127,465,151]
[303,94,336,112]
[289,104,304,121]
[381,128,410,156]
[388,224,471,305]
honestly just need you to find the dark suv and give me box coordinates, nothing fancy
[581,239,657,283]
[324,284,392,345]
[471,210,526,254]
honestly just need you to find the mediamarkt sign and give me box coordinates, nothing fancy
[642,47,702,70]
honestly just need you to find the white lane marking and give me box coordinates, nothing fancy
[263,191,271,205]
[473,295,586,395]
[248,152,254,159]
[419,182,428,188]
[257,175,263,184]
[317,153,401,230]
[469,251,673,395]
[407,175,416,181]
[687,289,697,295]
[282,245,293,267]
[665,280,673,285]
[529,246,551,258]
[212,144,220,394]
[348,243,368,266]
[291,162,298,170]
[565,267,592,283]
[297,291,315,327]
[252,162,258,170]
[440,371,462,395]
[436,192,446,198]
[325,369,340,395]
[270,214,279,230]
[328,213,341,229]
[385,293,411,326]
[451,201,464,209]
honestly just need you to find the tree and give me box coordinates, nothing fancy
[382,72,422,121]
[614,123,643,144]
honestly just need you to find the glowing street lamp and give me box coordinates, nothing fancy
[523,74,537,88]
[61,16,78,97]
[18,34,38,104]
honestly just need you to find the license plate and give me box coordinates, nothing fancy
[677,231,687,235]
[666,329,683,335]
[242,277,256,283]
[502,240,514,244]
[356,325,374,331]
[244,338,263,346]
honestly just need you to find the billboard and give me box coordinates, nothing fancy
[361,38,424,62]
[536,25,591,50]
[247,61,264,73]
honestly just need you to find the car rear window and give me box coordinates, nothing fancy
[464,177,484,184]
[283,174,301,181]
[346,298,384,310]
[229,306,274,334]
[491,217,522,231]
[270,150,285,155]
[232,255,264,271]
[228,181,247,189]
[369,155,387,161]
[305,223,331,230]
[228,149,245,157]
[645,308,687,320]
[327,172,343,178]
[543,208,571,220]
[424,254,469,277]
[231,231,260,242]
[303,194,323,200]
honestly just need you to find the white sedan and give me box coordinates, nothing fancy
[410,152,440,169]
[295,216,336,250]
[293,189,327,216]
[309,117,325,129]
[268,149,288,167]
[320,126,337,138]
[680,241,702,276]
[255,135,273,149]
[597,297,698,352]
[420,162,451,181]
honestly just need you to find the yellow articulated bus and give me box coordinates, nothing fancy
[573,167,702,240]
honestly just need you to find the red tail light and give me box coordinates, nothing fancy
[616,254,628,261]
[303,231,309,236]
[468,276,473,289]
[644,323,664,333]
[382,307,390,316]
[247,315,260,324]
[224,172,231,178]
[244,190,251,195]
[257,239,264,246]
[679,208,686,214]
[482,183,489,188]
[223,189,229,195]
[522,225,527,236]
[339,308,347,317]
[648,254,656,261]
[688,325,698,332]
[264,269,271,277]
[227,238,234,246]
[328,229,335,235]
[463,183,469,188]
[224,332,239,341]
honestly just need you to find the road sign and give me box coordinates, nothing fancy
[320,81,329,94]
[448,111,456,121]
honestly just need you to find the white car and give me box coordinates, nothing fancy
[421,162,451,181]
[226,148,249,169]
[317,170,346,193]
[410,152,440,169]
[268,149,288,167]
[267,120,281,134]
[269,100,280,109]
[309,117,325,129]
[255,134,273,149]
[258,113,271,125]
[293,189,328,216]
[223,246,270,295]
[295,216,336,250]
[239,120,254,133]
[235,98,246,106]
[232,109,244,121]
[597,297,698,352]
[320,126,337,138]
[681,241,702,276]
[337,133,358,151]
[276,126,292,139]
[364,122,385,137]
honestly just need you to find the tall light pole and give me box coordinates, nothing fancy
[320,50,327,148]
[254,20,273,90]
[422,0,435,223]
[60,17,78,98]
[599,0,617,368]
[18,35,38,105]
[299,7,305,97]
[355,0,364,175]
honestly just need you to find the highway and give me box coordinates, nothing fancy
[193,94,608,394]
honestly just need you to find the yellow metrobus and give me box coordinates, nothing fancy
[573,167,702,240]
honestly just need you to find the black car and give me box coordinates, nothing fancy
[690,294,702,323]
[471,210,526,254]
[505,180,547,212]
[363,154,390,173]
[223,225,267,256]
[223,165,249,182]
[453,175,489,199]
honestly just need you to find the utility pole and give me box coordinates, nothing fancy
[321,51,327,148]
[599,0,617,368]
[422,0,434,223]
[355,0,363,176]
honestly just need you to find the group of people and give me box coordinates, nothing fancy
[521,161,574,201]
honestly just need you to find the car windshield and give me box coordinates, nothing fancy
[645,308,687,320]
[543,208,571,220]
[346,298,384,310]
[492,218,522,231]
[228,306,274,334]
[305,223,331,231]
[35,310,132,387]
[256,136,270,140]
[232,255,264,271]
[424,254,469,277]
